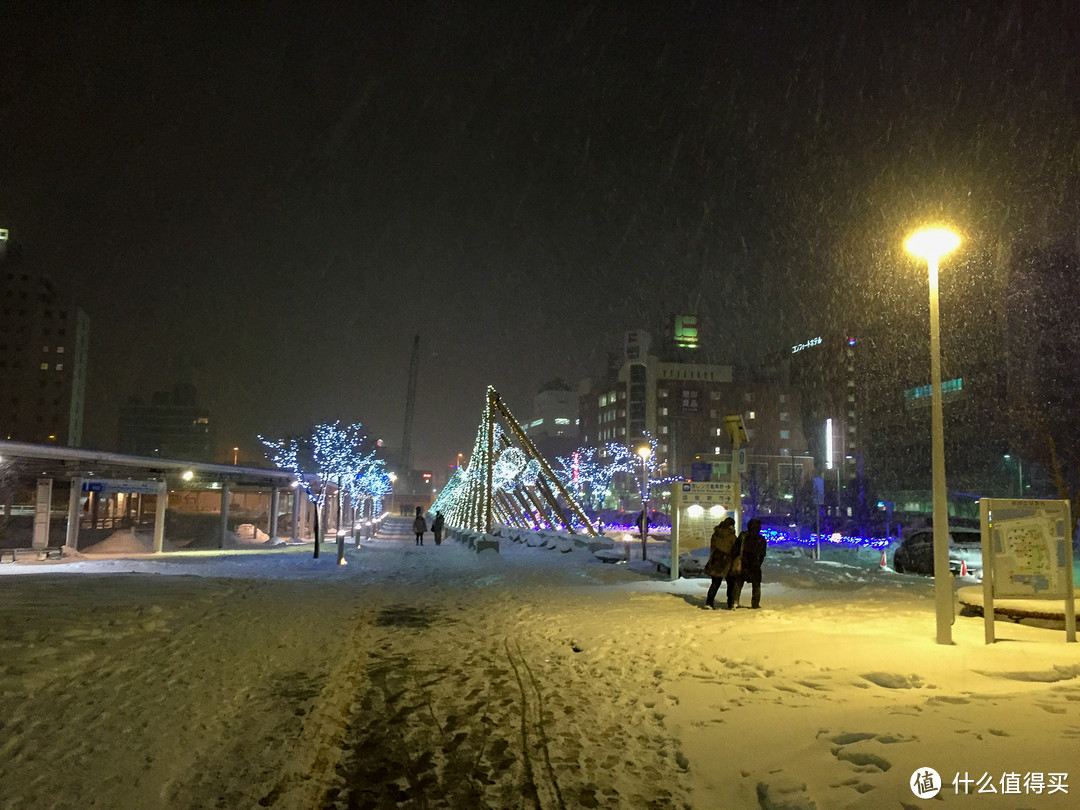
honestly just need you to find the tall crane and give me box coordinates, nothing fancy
[400,334,420,473]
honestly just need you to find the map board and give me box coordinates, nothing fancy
[979,498,1076,643]
[982,499,1072,598]
[670,481,736,581]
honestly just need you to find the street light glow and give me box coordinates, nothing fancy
[637,445,651,461]
[905,227,960,261]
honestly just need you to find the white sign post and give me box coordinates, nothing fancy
[979,498,1076,643]
[670,481,736,582]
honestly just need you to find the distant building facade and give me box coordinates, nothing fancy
[577,326,811,509]
[0,235,90,446]
[117,383,212,461]
[524,378,579,461]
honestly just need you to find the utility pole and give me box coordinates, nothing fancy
[401,335,420,473]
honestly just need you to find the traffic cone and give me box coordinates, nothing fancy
[880,549,888,568]
[960,559,968,577]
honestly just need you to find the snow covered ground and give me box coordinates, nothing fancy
[2,518,1078,809]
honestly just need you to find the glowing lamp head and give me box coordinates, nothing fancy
[637,445,651,461]
[181,470,194,481]
[905,227,960,262]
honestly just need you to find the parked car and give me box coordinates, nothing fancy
[893,527,983,578]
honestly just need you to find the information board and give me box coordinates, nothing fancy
[979,497,1075,644]
[670,482,736,581]
[82,479,163,495]
[983,499,1071,598]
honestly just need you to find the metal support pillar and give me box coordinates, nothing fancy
[32,478,53,550]
[220,483,231,550]
[269,488,280,543]
[66,477,83,551]
[291,488,301,542]
[153,481,167,553]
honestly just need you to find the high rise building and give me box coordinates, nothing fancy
[0,235,90,446]
[117,383,213,461]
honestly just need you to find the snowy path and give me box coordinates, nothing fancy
[2,518,1079,808]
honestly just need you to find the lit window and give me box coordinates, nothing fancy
[779,412,789,421]
[660,426,669,434]
[715,428,722,436]
[748,411,755,419]
[55,364,63,371]
[714,446,721,454]
[780,430,790,440]
[42,346,50,352]
[56,346,64,353]
[661,407,668,416]
[40,362,48,370]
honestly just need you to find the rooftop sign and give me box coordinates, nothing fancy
[792,336,822,353]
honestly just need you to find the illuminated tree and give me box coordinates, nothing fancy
[554,446,635,514]
[260,422,384,559]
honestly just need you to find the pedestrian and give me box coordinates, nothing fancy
[412,507,427,546]
[704,516,742,609]
[432,511,445,545]
[738,518,768,609]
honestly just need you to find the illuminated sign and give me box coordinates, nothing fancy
[792,336,823,353]
[905,378,963,402]
[674,315,699,349]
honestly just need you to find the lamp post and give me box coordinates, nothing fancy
[906,226,961,645]
[637,444,651,561]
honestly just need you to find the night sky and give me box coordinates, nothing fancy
[3,1,1078,473]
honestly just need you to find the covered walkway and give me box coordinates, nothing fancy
[0,441,299,556]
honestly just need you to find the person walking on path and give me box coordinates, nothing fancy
[737,518,768,609]
[431,511,445,545]
[636,510,649,561]
[412,507,427,546]
[704,516,741,609]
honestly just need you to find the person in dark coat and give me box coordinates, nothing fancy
[431,511,445,545]
[636,510,649,560]
[412,507,427,546]
[736,518,767,609]
[704,516,741,609]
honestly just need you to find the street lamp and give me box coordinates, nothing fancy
[637,444,651,561]
[906,225,961,645]
[232,446,239,466]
